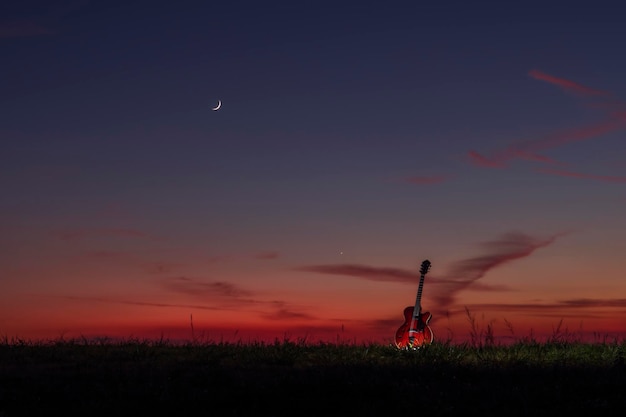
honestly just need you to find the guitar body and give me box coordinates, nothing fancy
[395,306,434,349]
[394,260,434,349]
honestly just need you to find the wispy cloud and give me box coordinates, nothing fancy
[468,117,626,168]
[452,298,626,316]
[298,231,567,313]
[159,277,316,320]
[528,69,610,97]
[296,263,517,291]
[51,228,164,241]
[521,117,626,153]
[467,150,506,168]
[469,71,626,171]
[296,264,420,284]
[430,231,568,310]
[61,282,316,322]
[260,301,316,320]
[59,296,225,311]
[535,167,626,183]
[560,298,626,308]
[512,150,564,165]
[162,277,253,298]
[255,251,280,260]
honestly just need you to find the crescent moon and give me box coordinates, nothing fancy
[212,100,222,111]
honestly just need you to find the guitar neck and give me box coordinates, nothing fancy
[412,272,426,318]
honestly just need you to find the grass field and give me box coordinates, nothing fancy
[1,333,625,417]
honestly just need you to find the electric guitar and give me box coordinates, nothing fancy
[394,259,433,349]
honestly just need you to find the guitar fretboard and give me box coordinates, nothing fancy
[412,272,426,318]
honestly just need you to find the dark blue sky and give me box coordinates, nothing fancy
[3,2,623,188]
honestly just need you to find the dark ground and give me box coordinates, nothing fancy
[1,342,625,416]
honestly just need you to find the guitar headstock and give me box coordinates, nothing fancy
[419,259,431,275]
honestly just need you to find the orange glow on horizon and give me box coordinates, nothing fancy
[3,302,625,345]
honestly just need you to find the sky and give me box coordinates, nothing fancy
[2,0,626,345]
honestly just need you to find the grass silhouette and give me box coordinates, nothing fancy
[1,327,625,416]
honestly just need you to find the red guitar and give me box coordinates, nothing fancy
[395,259,433,349]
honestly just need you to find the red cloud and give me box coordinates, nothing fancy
[467,151,506,168]
[523,117,626,153]
[528,69,610,97]
[470,117,626,168]
[535,167,626,183]
[470,72,626,170]
[512,150,563,165]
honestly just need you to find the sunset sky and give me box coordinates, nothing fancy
[2,1,626,345]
